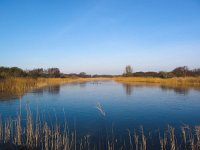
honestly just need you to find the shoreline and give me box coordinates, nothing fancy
[1,76,200,98]
[0,77,110,98]
[113,77,200,86]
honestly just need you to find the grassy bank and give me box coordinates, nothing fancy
[113,77,200,86]
[0,77,109,98]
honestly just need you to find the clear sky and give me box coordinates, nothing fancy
[0,0,200,74]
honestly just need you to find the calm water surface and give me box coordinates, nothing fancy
[0,80,200,140]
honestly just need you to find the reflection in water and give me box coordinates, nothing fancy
[0,81,200,149]
[1,81,200,102]
[0,85,61,101]
[33,88,44,95]
[160,85,189,95]
[31,85,61,95]
[122,83,196,96]
[0,94,20,101]
[67,82,87,87]
[79,82,87,88]
[122,84,134,96]
[91,81,101,85]
[48,85,60,95]
[0,91,23,101]
[174,88,189,95]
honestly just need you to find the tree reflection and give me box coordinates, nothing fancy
[0,91,24,101]
[0,93,20,101]
[48,85,60,95]
[32,88,44,95]
[122,84,134,96]
[174,88,189,95]
[160,85,189,95]
[79,82,87,88]
[122,83,193,96]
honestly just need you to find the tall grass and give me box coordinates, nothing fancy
[0,77,109,98]
[114,77,200,87]
[0,110,200,150]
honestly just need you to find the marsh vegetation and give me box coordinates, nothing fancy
[0,109,200,150]
[0,77,80,98]
[1,66,200,150]
[114,77,200,87]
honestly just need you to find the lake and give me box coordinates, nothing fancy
[0,80,200,149]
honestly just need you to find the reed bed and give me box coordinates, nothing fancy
[114,77,200,87]
[0,110,200,150]
[1,77,200,98]
[0,77,109,98]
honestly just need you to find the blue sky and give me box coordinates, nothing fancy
[0,0,200,74]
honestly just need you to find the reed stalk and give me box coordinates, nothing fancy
[168,126,176,150]
[195,126,200,150]
[134,129,139,150]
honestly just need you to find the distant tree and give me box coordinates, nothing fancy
[158,71,174,78]
[0,67,10,78]
[133,72,145,77]
[10,67,26,77]
[172,66,189,77]
[28,68,44,77]
[192,68,200,76]
[145,72,159,77]
[79,72,92,78]
[0,66,26,77]
[47,68,60,77]
[79,72,86,76]
[0,66,64,78]
[123,65,133,76]
[92,74,113,78]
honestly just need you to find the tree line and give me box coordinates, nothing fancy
[1,66,200,79]
[0,67,61,78]
[0,66,102,78]
[123,65,200,78]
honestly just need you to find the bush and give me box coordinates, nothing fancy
[0,66,27,77]
[158,72,174,78]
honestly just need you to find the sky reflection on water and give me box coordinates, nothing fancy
[0,80,200,137]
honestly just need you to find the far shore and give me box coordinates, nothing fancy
[113,76,200,86]
[1,76,200,98]
[0,77,110,98]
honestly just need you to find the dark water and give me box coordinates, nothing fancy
[0,80,200,146]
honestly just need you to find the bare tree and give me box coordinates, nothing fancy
[172,66,189,77]
[47,68,60,77]
[124,65,133,76]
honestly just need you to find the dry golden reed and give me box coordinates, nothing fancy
[0,112,200,150]
[0,77,109,98]
[114,77,200,86]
